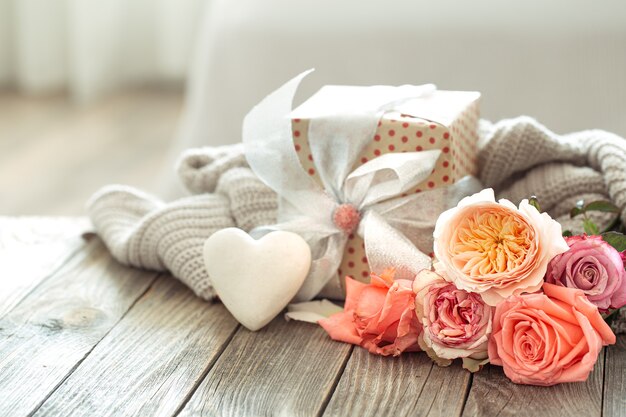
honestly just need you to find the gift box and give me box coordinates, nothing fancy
[290,86,481,297]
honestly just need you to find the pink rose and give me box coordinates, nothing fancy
[319,269,421,356]
[546,235,626,311]
[433,189,569,306]
[413,270,493,372]
[488,283,615,386]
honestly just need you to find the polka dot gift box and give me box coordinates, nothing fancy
[290,86,481,298]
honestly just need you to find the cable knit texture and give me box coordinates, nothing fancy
[177,144,248,194]
[88,159,277,300]
[479,118,626,233]
[88,117,626,332]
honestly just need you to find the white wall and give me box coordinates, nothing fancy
[0,0,205,101]
[175,0,626,153]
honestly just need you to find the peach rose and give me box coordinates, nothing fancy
[414,270,493,372]
[433,189,569,305]
[488,282,615,386]
[319,269,421,356]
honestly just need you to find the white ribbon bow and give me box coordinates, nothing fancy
[243,70,481,301]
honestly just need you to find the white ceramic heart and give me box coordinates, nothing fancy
[203,228,311,331]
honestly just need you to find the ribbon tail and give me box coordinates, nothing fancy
[362,211,431,280]
[345,150,442,208]
[294,234,347,302]
[250,218,345,302]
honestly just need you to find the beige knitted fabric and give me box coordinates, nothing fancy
[478,117,626,232]
[177,144,248,194]
[88,117,626,330]
[88,153,277,300]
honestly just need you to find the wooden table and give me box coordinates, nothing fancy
[1,217,624,417]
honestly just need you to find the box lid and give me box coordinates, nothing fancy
[291,85,480,126]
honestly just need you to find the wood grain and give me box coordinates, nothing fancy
[178,318,353,417]
[462,354,605,417]
[0,216,90,317]
[324,348,471,417]
[0,239,157,417]
[0,216,620,417]
[603,335,626,417]
[34,277,239,417]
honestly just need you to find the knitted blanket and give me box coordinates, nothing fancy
[87,117,626,332]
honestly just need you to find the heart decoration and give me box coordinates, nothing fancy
[203,228,312,331]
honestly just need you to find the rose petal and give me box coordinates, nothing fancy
[319,311,362,345]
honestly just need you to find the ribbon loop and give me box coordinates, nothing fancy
[345,150,442,208]
[243,70,337,221]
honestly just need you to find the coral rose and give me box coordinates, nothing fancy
[433,189,569,305]
[488,282,615,386]
[546,235,626,311]
[319,269,421,356]
[413,270,493,372]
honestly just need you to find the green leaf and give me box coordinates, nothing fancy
[583,218,600,235]
[570,207,584,218]
[528,196,541,212]
[602,215,622,234]
[584,200,620,214]
[601,231,626,252]
[603,308,621,326]
[562,230,573,237]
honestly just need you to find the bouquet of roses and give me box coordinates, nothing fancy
[317,189,626,386]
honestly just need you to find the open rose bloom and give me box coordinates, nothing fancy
[546,234,626,311]
[433,189,570,306]
[489,283,615,386]
[414,270,493,372]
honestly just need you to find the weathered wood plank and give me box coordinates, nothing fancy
[34,277,239,417]
[324,348,471,417]
[0,239,157,417]
[0,216,90,317]
[604,334,626,417]
[462,353,605,417]
[178,319,353,417]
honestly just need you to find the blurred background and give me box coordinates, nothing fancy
[1,0,625,215]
